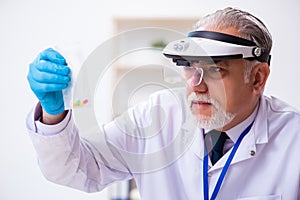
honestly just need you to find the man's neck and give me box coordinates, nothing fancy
[220,98,260,132]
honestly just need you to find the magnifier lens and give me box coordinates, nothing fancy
[184,67,203,87]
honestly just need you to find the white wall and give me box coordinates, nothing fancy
[0,0,299,199]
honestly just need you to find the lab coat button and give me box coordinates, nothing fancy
[250,150,255,156]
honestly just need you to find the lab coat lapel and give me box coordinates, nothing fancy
[190,122,261,170]
[189,126,206,160]
[209,130,256,171]
[189,123,258,169]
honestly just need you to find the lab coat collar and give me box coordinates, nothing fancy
[225,103,258,143]
[190,95,269,171]
[252,95,269,144]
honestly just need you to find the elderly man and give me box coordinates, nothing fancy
[26,7,299,200]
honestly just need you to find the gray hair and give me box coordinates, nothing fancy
[194,7,272,82]
[194,7,272,53]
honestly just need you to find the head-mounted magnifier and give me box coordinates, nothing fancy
[162,31,271,86]
[163,31,271,65]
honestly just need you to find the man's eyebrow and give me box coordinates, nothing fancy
[191,60,230,67]
[222,60,230,66]
[195,60,216,65]
[214,60,229,66]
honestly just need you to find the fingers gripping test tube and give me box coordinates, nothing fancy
[54,44,89,110]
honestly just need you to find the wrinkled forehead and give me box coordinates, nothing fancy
[190,59,231,68]
[192,59,224,65]
[190,59,218,66]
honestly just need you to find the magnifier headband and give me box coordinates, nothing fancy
[162,31,271,66]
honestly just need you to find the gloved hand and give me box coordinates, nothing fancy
[27,48,71,115]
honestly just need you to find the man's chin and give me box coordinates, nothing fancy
[196,115,214,124]
[191,110,212,119]
[197,117,224,130]
[192,113,234,130]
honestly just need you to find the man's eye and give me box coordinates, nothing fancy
[182,66,195,71]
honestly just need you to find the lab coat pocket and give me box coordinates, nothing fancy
[236,194,281,200]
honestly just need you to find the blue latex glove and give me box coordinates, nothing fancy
[27,48,71,115]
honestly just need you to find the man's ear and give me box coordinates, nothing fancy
[251,62,270,95]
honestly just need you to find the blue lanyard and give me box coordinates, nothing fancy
[203,121,254,200]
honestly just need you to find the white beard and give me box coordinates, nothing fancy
[187,92,235,129]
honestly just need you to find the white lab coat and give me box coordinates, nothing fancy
[26,88,300,200]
